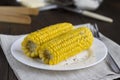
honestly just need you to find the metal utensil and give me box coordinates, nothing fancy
[62,6,113,23]
[91,24,120,74]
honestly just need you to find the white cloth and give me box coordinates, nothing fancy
[0,26,120,80]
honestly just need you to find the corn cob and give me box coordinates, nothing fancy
[22,22,74,57]
[39,27,94,65]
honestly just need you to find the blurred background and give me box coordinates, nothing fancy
[0,0,17,5]
[0,1,120,80]
[0,0,119,7]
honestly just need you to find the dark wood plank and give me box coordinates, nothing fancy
[0,47,9,80]
[31,9,86,32]
[0,22,10,34]
[9,23,32,35]
[96,1,120,45]
[8,67,18,80]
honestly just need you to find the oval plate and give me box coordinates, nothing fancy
[11,36,108,71]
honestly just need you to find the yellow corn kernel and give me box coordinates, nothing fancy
[39,27,94,65]
[21,22,74,57]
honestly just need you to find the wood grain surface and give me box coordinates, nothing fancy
[0,0,120,80]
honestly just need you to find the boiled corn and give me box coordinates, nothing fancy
[39,27,94,65]
[22,22,74,57]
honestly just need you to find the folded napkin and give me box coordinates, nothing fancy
[0,25,120,80]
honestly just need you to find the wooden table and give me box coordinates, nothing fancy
[0,0,120,80]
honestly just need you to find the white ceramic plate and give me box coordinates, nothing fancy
[11,36,108,71]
